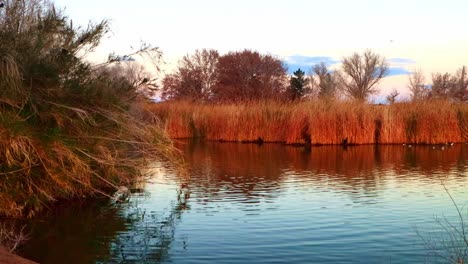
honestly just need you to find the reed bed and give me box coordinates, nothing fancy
[147,100,468,145]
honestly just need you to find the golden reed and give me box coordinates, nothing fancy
[146,100,468,145]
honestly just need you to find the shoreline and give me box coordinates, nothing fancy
[173,137,465,146]
[0,247,37,264]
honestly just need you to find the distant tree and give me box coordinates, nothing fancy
[429,66,468,102]
[386,89,400,104]
[430,72,452,99]
[408,69,428,101]
[338,50,388,101]
[312,62,338,100]
[451,66,468,101]
[161,49,219,101]
[288,68,309,100]
[212,50,287,101]
[101,62,159,99]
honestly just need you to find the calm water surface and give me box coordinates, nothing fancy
[15,142,468,263]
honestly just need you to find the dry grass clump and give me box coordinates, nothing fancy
[147,99,467,145]
[0,0,174,217]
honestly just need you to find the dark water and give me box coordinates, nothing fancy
[13,142,468,263]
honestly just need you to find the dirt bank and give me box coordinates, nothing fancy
[0,247,37,264]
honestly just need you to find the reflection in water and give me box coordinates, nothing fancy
[14,199,128,263]
[13,142,468,263]
[179,141,467,205]
[108,184,189,263]
[15,165,189,264]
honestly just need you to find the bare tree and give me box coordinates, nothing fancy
[386,89,399,104]
[100,62,159,98]
[408,69,427,101]
[161,49,219,101]
[187,49,219,98]
[451,66,468,102]
[428,66,468,102]
[431,72,453,99]
[339,50,388,101]
[312,62,338,100]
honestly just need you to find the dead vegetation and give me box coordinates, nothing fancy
[0,223,28,252]
[0,0,174,217]
[147,100,468,145]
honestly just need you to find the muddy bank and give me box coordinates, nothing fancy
[0,247,37,264]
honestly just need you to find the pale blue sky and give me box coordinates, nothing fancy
[56,0,468,98]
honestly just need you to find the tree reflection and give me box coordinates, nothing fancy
[11,142,468,263]
[176,141,468,205]
[14,181,190,264]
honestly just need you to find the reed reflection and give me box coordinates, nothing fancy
[176,141,468,205]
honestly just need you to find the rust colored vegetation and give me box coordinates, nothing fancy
[146,100,468,146]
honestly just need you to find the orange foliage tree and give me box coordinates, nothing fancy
[212,50,288,101]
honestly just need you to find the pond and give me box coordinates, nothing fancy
[15,141,468,263]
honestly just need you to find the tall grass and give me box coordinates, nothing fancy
[147,100,468,145]
[0,1,174,217]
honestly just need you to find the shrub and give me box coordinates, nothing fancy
[0,0,173,217]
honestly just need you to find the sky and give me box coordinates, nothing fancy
[55,0,468,100]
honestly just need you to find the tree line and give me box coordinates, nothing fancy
[408,67,468,102]
[160,49,467,103]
